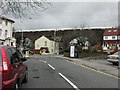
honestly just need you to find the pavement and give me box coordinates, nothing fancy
[54,55,119,78]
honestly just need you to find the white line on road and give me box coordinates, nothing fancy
[48,64,55,70]
[58,73,80,90]
[39,60,47,63]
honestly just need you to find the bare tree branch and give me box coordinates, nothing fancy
[0,0,51,19]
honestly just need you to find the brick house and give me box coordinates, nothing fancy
[102,28,120,52]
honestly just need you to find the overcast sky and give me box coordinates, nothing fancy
[9,1,118,30]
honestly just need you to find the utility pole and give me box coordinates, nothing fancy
[20,21,24,53]
[54,29,57,54]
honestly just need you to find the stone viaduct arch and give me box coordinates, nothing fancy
[14,29,104,51]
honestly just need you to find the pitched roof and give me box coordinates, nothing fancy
[39,35,61,42]
[103,28,120,36]
[0,16,15,23]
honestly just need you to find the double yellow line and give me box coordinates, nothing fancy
[65,59,120,79]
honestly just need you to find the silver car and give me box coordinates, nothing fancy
[107,51,120,65]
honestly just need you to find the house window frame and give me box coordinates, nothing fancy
[51,49,53,52]
[45,41,47,46]
[113,30,117,32]
[52,42,53,47]
[105,36,108,40]
[0,29,2,36]
[112,36,116,39]
[5,20,8,26]
[112,43,116,47]
[0,18,2,24]
[108,30,112,32]
[5,30,7,37]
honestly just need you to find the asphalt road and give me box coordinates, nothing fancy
[20,55,119,89]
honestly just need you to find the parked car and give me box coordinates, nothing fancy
[107,51,120,65]
[0,46,28,90]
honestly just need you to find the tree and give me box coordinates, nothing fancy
[76,37,88,47]
[0,0,51,18]
[24,38,32,48]
[80,23,87,30]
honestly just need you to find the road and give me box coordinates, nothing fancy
[21,55,119,89]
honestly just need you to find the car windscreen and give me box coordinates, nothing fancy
[113,51,120,55]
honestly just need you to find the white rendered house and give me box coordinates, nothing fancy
[0,16,16,46]
[35,35,59,54]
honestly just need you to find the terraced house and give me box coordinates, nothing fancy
[0,16,16,46]
[102,28,120,52]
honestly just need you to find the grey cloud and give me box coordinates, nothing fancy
[12,2,118,30]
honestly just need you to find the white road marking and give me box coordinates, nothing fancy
[39,60,47,63]
[58,73,80,90]
[48,64,55,70]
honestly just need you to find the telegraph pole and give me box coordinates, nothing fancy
[20,21,24,53]
[54,29,57,54]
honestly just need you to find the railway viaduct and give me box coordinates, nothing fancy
[14,28,104,51]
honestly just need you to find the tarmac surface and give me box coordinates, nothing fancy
[55,55,119,78]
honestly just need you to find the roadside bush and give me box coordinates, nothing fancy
[82,49,90,53]
[77,45,82,53]
[96,45,103,53]
[64,48,70,52]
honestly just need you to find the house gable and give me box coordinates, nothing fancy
[35,35,52,42]
[35,35,54,50]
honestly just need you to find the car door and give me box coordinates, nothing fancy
[7,48,22,83]
[15,49,27,82]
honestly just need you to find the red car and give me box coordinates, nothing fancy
[0,46,28,90]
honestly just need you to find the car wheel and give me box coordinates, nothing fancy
[23,71,28,83]
[112,63,119,66]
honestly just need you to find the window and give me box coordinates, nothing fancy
[52,42,53,47]
[5,20,8,26]
[11,42,13,46]
[51,49,53,52]
[10,48,16,53]
[0,18,2,24]
[12,52,20,64]
[7,48,14,64]
[108,30,112,32]
[1,42,3,45]
[113,30,117,32]
[0,29,2,36]
[7,48,13,58]
[16,50,23,59]
[105,36,108,40]
[45,41,47,46]
[8,48,21,64]
[104,43,107,47]
[112,36,115,39]
[5,30,7,37]
[112,44,116,46]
